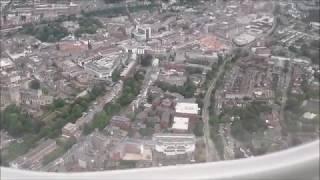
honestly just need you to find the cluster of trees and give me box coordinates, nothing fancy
[1,83,106,165]
[44,83,106,137]
[0,105,42,137]
[301,82,320,100]
[156,78,196,98]
[210,126,225,160]
[55,14,77,23]
[21,14,103,41]
[185,66,203,75]
[118,77,143,106]
[3,83,105,139]
[301,41,319,65]
[83,100,122,134]
[29,79,40,90]
[289,40,319,65]
[42,138,76,165]
[193,121,204,137]
[84,3,159,17]
[209,115,225,126]
[230,102,271,142]
[75,17,103,37]
[52,98,65,109]
[83,74,143,133]
[104,0,125,3]
[285,95,304,113]
[305,9,320,23]
[22,23,69,42]
[139,127,154,137]
[140,54,153,67]
[232,47,250,59]
[112,69,121,82]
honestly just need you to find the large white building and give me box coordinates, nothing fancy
[172,117,189,133]
[233,33,256,46]
[0,58,14,70]
[153,133,196,156]
[175,102,200,116]
[83,54,121,80]
[132,25,152,41]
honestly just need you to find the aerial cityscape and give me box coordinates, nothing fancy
[0,0,319,172]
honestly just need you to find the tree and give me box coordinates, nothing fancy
[140,54,153,67]
[104,0,124,3]
[53,98,65,108]
[23,23,69,42]
[193,122,204,136]
[92,111,110,130]
[104,102,121,114]
[112,70,121,82]
[288,45,298,53]
[139,128,154,137]
[70,104,83,119]
[1,105,40,137]
[209,116,220,126]
[218,54,223,66]
[117,77,141,106]
[82,124,92,135]
[180,77,196,98]
[29,79,40,89]
[90,83,105,99]
[273,3,281,15]
[185,67,203,74]
[231,120,251,142]
[285,97,302,111]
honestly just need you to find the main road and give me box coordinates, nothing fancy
[279,52,293,140]
[202,56,231,162]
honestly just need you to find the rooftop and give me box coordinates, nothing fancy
[175,102,199,115]
[0,58,14,68]
[172,117,189,131]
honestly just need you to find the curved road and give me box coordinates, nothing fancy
[202,57,231,162]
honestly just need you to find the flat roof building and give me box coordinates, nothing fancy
[153,133,196,156]
[62,123,79,139]
[110,116,132,130]
[0,58,14,70]
[84,54,121,80]
[172,117,189,133]
[233,33,256,46]
[175,102,199,115]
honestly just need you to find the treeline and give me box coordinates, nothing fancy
[22,22,69,42]
[104,0,125,3]
[289,40,320,65]
[0,105,42,137]
[83,3,159,17]
[305,9,320,23]
[74,17,103,37]
[0,83,105,139]
[1,83,105,166]
[21,16,103,42]
[83,72,144,133]
[118,76,143,106]
[156,77,196,98]
[44,83,106,137]
[229,102,271,142]
[83,102,121,134]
